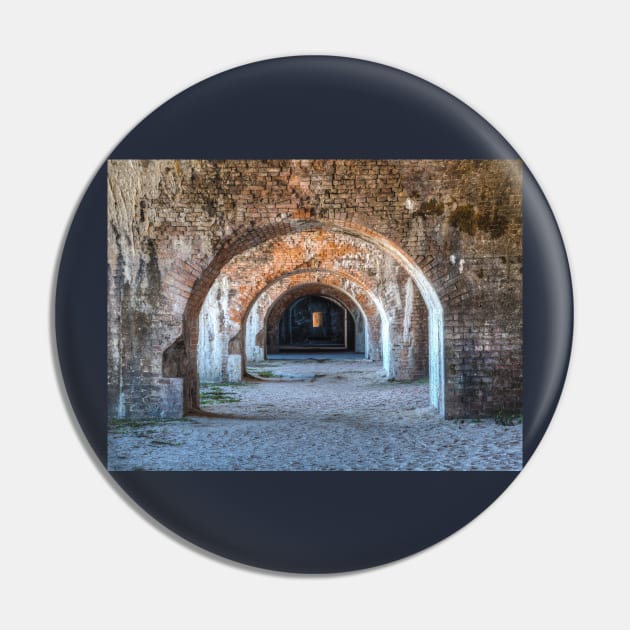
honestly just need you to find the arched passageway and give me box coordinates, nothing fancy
[188,225,437,413]
[276,295,353,351]
[190,227,437,410]
[108,159,523,425]
[243,273,382,364]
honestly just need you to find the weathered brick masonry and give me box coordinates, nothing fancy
[196,229,427,383]
[108,159,522,420]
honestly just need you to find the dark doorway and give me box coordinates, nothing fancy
[274,295,355,351]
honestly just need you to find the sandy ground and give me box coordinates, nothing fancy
[108,357,522,471]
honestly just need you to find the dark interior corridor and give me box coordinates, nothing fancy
[274,295,356,352]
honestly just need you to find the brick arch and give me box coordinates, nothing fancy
[199,227,396,329]
[194,230,423,390]
[197,265,391,386]
[264,284,366,355]
[243,278,383,363]
[178,200,424,307]
[181,219,405,316]
[185,222,442,414]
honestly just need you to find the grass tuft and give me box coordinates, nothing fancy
[256,370,277,378]
[494,410,522,426]
[199,385,241,404]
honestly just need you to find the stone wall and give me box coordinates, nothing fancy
[107,159,522,419]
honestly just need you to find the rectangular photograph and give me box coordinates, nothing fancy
[107,159,523,471]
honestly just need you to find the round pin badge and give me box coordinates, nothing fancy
[55,56,572,573]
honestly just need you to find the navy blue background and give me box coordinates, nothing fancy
[55,56,572,573]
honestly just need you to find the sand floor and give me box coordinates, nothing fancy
[108,356,522,471]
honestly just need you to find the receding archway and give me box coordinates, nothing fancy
[179,220,443,416]
[260,285,366,357]
[276,294,350,350]
[239,271,398,384]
